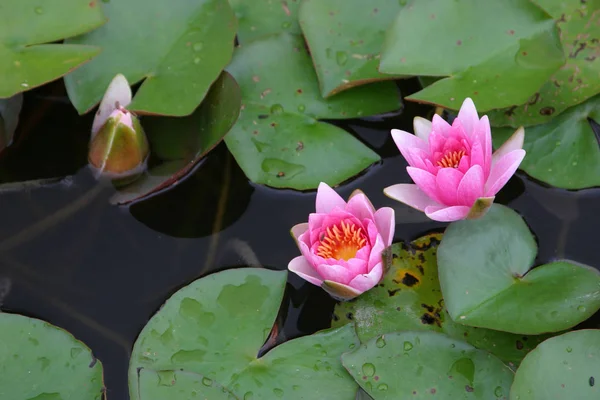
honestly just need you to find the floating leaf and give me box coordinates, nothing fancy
[333,234,550,367]
[493,95,600,189]
[342,331,514,399]
[0,93,23,152]
[511,330,600,399]
[65,0,236,116]
[0,313,104,399]
[137,369,237,400]
[0,0,105,98]
[229,0,301,44]
[380,0,564,112]
[489,0,600,126]
[111,72,241,205]
[299,0,402,97]
[129,268,360,399]
[224,33,400,189]
[438,204,600,334]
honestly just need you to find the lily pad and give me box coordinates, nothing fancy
[299,0,402,97]
[0,0,105,98]
[493,95,600,189]
[0,312,105,399]
[511,330,600,399]
[65,0,236,116]
[0,93,23,152]
[229,0,301,44]
[129,268,360,399]
[224,33,401,189]
[342,331,514,399]
[438,204,600,334]
[489,0,600,127]
[379,0,565,112]
[137,369,237,400]
[333,233,550,367]
[110,71,241,205]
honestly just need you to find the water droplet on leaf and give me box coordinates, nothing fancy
[270,104,284,114]
[376,336,386,348]
[336,51,348,66]
[192,42,204,52]
[34,7,43,14]
[362,363,375,377]
[378,384,388,391]
[202,377,212,386]
[494,386,504,397]
[403,341,413,351]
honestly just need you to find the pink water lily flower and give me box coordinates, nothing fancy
[384,98,526,222]
[288,183,395,300]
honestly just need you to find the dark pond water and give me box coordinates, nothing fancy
[0,79,599,399]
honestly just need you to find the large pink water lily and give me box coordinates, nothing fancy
[384,98,525,222]
[288,183,395,300]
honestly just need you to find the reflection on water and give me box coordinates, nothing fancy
[0,80,598,397]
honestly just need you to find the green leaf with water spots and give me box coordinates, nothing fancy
[380,0,564,112]
[111,72,241,205]
[229,0,301,44]
[224,33,400,189]
[299,0,403,97]
[65,0,236,116]
[0,0,105,98]
[332,233,551,368]
[0,313,105,399]
[493,95,600,189]
[488,0,600,127]
[137,369,237,399]
[342,331,514,399]
[129,268,360,399]
[438,204,600,334]
[511,330,600,399]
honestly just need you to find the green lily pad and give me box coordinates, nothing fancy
[137,369,237,399]
[342,331,514,399]
[493,94,600,189]
[511,330,600,399]
[129,268,360,399]
[64,0,236,116]
[333,234,551,367]
[489,0,600,127]
[110,71,241,205]
[224,33,400,189]
[229,0,301,44]
[379,0,565,112]
[299,0,402,97]
[0,312,105,399]
[438,204,600,334]
[0,0,105,98]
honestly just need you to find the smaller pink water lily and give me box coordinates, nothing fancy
[384,98,525,222]
[288,183,395,300]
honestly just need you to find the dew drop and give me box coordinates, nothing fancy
[494,386,504,397]
[297,104,305,112]
[403,341,413,351]
[70,348,82,359]
[273,388,284,397]
[362,363,375,377]
[399,0,407,5]
[376,336,386,348]
[270,104,284,114]
[34,7,44,14]
[578,305,586,312]
[377,383,388,391]
[566,347,573,353]
[336,51,348,66]
[193,57,201,64]
[243,391,254,399]
[202,377,212,386]
[281,21,291,29]
[192,42,204,52]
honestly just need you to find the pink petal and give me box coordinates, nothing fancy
[291,223,308,242]
[316,182,346,214]
[428,130,446,155]
[413,117,432,142]
[346,193,375,222]
[288,256,323,286]
[346,258,369,276]
[424,205,471,222]
[315,263,354,285]
[407,167,444,205]
[404,147,430,170]
[92,74,132,136]
[431,114,451,137]
[485,149,526,197]
[384,183,439,212]
[308,213,326,232]
[435,168,464,205]
[367,233,385,271]
[391,129,429,167]
[374,207,395,246]
[348,262,383,292]
[457,165,484,207]
[492,126,525,166]
[457,97,479,138]
[469,136,485,170]
[479,116,493,177]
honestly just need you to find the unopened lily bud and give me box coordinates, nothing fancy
[88,106,149,185]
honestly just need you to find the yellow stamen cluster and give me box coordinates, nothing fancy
[437,150,465,168]
[316,220,367,261]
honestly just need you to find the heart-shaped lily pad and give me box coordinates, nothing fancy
[0,0,105,98]
[438,204,600,334]
[511,329,600,399]
[333,234,551,367]
[0,312,105,399]
[379,0,565,112]
[489,0,600,127]
[129,268,360,399]
[110,71,241,205]
[65,0,236,116]
[342,331,514,399]
[224,33,401,189]
[493,94,600,190]
[229,0,302,44]
[299,0,402,97]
